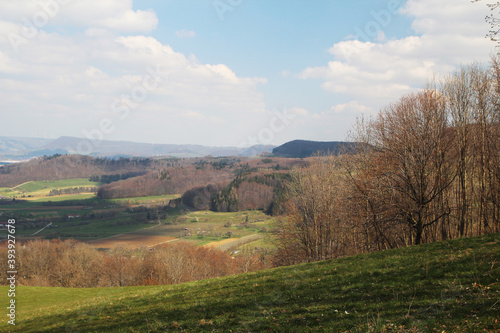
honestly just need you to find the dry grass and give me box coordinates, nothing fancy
[87,234,177,249]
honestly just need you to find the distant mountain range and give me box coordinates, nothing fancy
[0,136,356,163]
[0,136,274,163]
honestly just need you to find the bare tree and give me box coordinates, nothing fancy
[473,0,500,43]
[274,156,352,264]
[441,62,500,235]
[369,90,456,245]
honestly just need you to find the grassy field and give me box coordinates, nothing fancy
[151,210,274,247]
[0,197,155,239]
[0,180,275,247]
[0,179,275,250]
[1,233,498,332]
[82,209,276,249]
[110,194,181,206]
[0,179,101,199]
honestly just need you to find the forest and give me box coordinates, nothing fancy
[274,60,500,265]
[0,239,264,287]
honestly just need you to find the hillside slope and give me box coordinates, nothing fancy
[2,234,499,332]
[0,155,155,187]
[272,140,355,158]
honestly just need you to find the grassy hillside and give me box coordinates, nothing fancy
[1,234,498,332]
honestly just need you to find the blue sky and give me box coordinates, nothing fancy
[0,0,495,149]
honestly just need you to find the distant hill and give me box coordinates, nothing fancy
[0,154,157,187]
[0,136,274,162]
[0,137,53,160]
[272,140,355,158]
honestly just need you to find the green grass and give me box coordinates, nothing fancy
[29,217,156,240]
[30,193,97,202]
[15,179,101,193]
[14,208,155,239]
[1,233,498,332]
[0,179,101,200]
[240,236,276,252]
[138,210,274,245]
[110,194,181,205]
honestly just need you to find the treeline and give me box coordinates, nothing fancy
[89,171,146,184]
[49,187,97,196]
[180,172,290,215]
[97,158,304,201]
[274,61,500,265]
[97,165,235,199]
[0,155,158,187]
[210,173,289,214]
[0,240,264,287]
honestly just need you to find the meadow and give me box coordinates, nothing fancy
[1,233,497,332]
[0,178,275,252]
[0,179,101,199]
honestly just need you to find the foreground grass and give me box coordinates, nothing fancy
[1,234,498,332]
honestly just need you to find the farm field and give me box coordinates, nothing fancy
[0,197,157,240]
[82,209,275,250]
[0,178,276,252]
[2,233,498,332]
[88,234,178,249]
[110,194,181,206]
[0,179,101,200]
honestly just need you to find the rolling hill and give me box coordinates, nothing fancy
[272,140,355,158]
[2,233,498,332]
[0,154,156,187]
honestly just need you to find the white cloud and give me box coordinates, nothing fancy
[299,0,495,111]
[263,102,375,144]
[98,9,157,33]
[328,101,373,115]
[401,0,489,36]
[0,0,158,33]
[175,29,196,38]
[0,7,267,146]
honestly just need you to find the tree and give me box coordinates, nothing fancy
[369,90,456,245]
[441,62,500,236]
[473,0,500,43]
[274,156,349,264]
[343,123,407,251]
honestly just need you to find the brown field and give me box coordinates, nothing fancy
[92,208,126,214]
[203,238,240,248]
[204,234,265,252]
[87,234,177,249]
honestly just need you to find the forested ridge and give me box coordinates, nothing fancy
[0,155,162,187]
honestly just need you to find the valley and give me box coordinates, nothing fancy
[0,154,288,252]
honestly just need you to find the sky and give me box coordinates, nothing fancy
[0,0,496,149]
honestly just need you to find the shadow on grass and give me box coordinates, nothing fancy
[14,233,500,332]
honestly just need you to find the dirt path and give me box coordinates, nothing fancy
[203,238,240,248]
[11,181,33,190]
